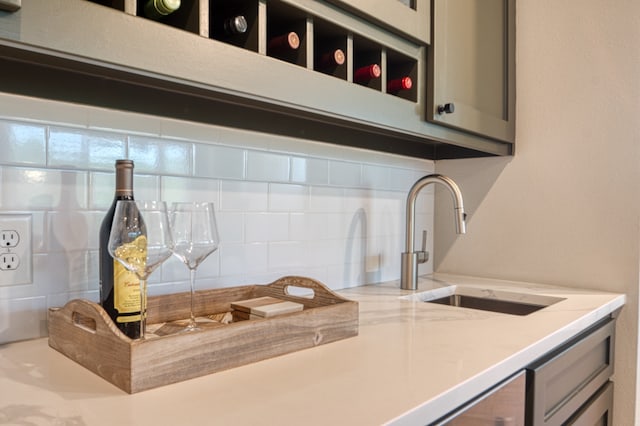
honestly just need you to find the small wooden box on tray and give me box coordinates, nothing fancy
[48,276,358,393]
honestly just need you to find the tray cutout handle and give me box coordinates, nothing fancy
[72,311,97,334]
[268,276,351,305]
[49,299,131,343]
[284,285,315,299]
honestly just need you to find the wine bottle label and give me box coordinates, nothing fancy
[113,260,141,315]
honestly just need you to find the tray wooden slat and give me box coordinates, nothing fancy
[48,276,358,393]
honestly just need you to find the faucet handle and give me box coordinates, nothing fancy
[417,230,429,264]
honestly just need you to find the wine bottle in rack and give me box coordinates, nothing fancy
[354,63,381,83]
[99,159,142,339]
[317,48,346,70]
[223,15,248,35]
[387,76,413,93]
[144,0,181,20]
[268,31,300,54]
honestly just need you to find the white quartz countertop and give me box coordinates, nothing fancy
[0,274,625,425]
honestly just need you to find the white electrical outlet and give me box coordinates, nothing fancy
[0,214,32,286]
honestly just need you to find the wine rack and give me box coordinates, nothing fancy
[85,0,419,102]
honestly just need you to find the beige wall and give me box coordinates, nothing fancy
[434,0,640,423]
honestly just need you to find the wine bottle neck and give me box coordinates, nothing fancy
[114,160,134,197]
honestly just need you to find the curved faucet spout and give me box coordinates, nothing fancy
[401,174,466,290]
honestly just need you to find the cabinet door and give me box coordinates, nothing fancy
[429,0,515,143]
[441,371,526,425]
[326,0,430,43]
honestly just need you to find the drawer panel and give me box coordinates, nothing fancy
[566,381,613,426]
[527,319,615,426]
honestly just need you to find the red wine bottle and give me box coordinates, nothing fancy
[268,31,300,54]
[99,160,141,339]
[354,63,381,83]
[388,76,413,93]
[318,48,345,69]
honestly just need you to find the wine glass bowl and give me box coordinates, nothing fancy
[108,200,174,339]
[170,202,220,331]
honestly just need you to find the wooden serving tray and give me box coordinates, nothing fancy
[48,276,358,393]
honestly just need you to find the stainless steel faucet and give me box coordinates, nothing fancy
[401,174,466,290]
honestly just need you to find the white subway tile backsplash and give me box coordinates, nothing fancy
[220,243,268,276]
[158,256,190,283]
[129,136,192,176]
[343,188,373,215]
[269,183,308,212]
[309,186,344,213]
[247,151,289,182]
[133,174,162,202]
[0,121,46,167]
[268,241,306,269]
[221,181,268,211]
[326,213,350,240]
[48,127,126,170]
[89,172,116,210]
[245,212,289,243]
[290,213,328,241]
[0,95,435,344]
[194,143,245,180]
[161,176,220,204]
[362,163,390,189]
[46,211,103,252]
[389,166,422,192]
[290,156,329,185]
[329,160,362,187]
[0,168,88,210]
[216,211,244,244]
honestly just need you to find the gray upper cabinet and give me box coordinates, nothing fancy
[428,0,516,143]
[326,0,430,43]
[0,0,514,159]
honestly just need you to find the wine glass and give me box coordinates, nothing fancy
[108,200,174,339]
[170,202,220,331]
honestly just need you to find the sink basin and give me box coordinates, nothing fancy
[402,286,564,316]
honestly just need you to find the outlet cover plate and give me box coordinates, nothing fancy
[0,214,32,286]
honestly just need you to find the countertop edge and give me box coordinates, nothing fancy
[386,292,625,425]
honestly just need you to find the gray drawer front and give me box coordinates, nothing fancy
[566,381,613,425]
[527,319,615,426]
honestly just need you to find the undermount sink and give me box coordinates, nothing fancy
[402,286,565,316]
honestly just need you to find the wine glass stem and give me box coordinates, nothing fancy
[189,268,197,329]
[139,278,147,340]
